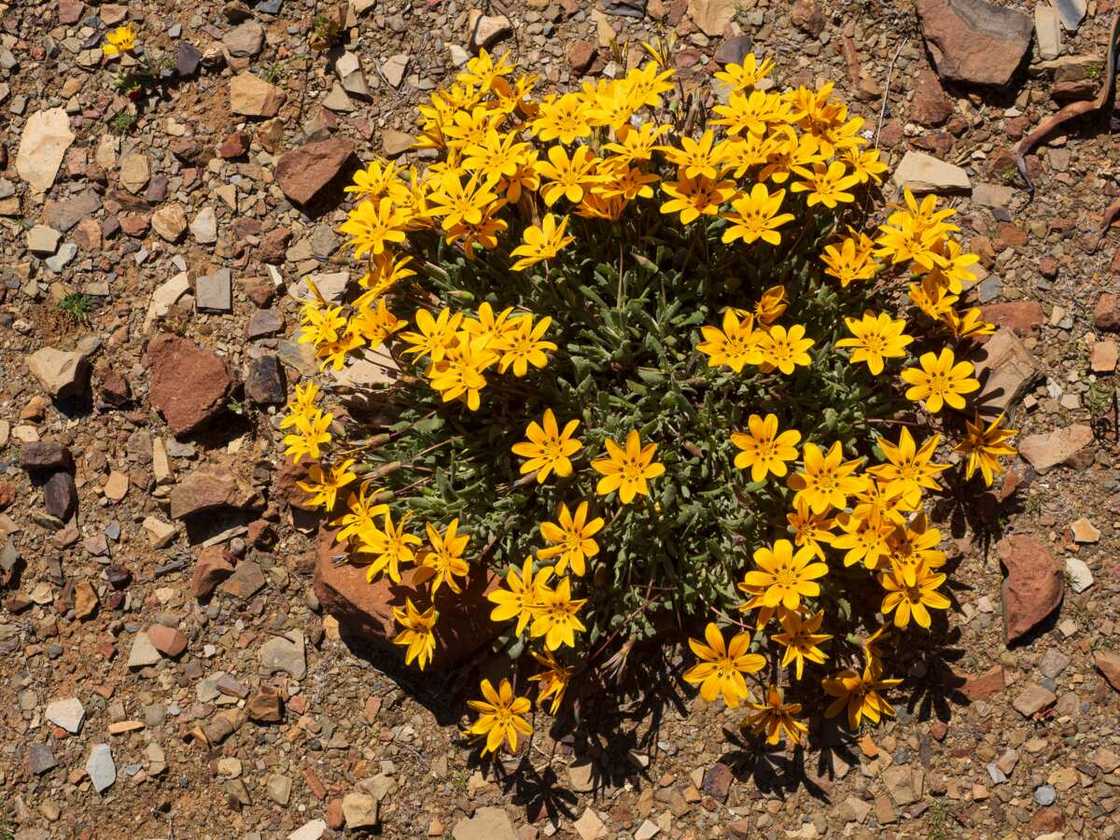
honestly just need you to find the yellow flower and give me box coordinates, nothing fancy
[463,302,516,348]
[712,89,794,136]
[758,129,824,184]
[840,146,889,184]
[879,560,950,629]
[697,309,764,373]
[758,323,814,375]
[467,678,533,755]
[730,413,801,482]
[538,501,604,576]
[790,161,861,208]
[338,197,408,259]
[355,253,415,304]
[349,298,406,348]
[531,92,593,144]
[659,172,736,224]
[831,507,895,569]
[900,347,980,413]
[392,598,438,670]
[836,312,913,375]
[102,23,137,57]
[429,333,498,410]
[743,539,828,610]
[419,518,471,595]
[721,183,795,246]
[682,622,765,708]
[956,413,1017,487]
[822,663,902,730]
[297,459,357,511]
[334,481,390,545]
[822,232,878,287]
[496,315,556,377]
[530,576,586,650]
[659,130,723,180]
[345,159,401,199]
[868,428,950,508]
[536,144,600,206]
[886,511,946,570]
[771,610,832,680]
[753,284,788,325]
[358,511,422,584]
[602,122,670,164]
[591,430,665,504]
[511,409,582,483]
[786,497,835,561]
[509,214,575,272]
[941,306,995,341]
[487,557,553,635]
[593,162,658,201]
[713,53,775,92]
[623,62,675,109]
[462,129,530,185]
[282,410,333,464]
[426,170,500,232]
[789,441,864,514]
[743,685,808,746]
[400,307,464,363]
[529,650,574,714]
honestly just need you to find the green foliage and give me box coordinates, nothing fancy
[58,292,96,324]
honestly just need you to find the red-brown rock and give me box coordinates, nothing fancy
[960,664,1005,701]
[147,334,234,437]
[998,534,1063,646]
[169,464,260,519]
[1094,292,1120,332]
[312,529,501,670]
[218,131,250,159]
[1095,649,1120,693]
[790,0,825,36]
[246,685,284,722]
[274,138,355,206]
[191,546,236,599]
[147,623,188,657]
[326,798,345,830]
[910,67,955,127]
[980,301,1044,337]
[916,0,1032,87]
[567,41,596,74]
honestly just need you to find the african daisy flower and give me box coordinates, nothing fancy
[467,678,533,755]
[730,413,801,482]
[538,501,604,576]
[789,441,864,514]
[591,430,665,504]
[391,599,438,670]
[511,408,582,483]
[683,622,766,708]
[742,539,828,611]
[900,347,980,414]
[836,311,913,376]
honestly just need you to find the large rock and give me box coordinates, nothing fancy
[998,534,1063,646]
[26,347,91,399]
[972,327,1039,414]
[16,108,75,193]
[223,20,264,58]
[688,0,736,36]
[917,0,1032,87]
[892,150,971,195]
[1018,424,1093,474]
[1096,650,1120,693]
[312,529,501,670]
[230,73,286,118]
[169,464,260,519]
[453,807,518,840]
[275,138,355,206]
[147,334,234,437]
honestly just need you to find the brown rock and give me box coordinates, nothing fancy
[312,529,501,669]
[1094,292,1120,332]
[147,334,234,437]
[980,301,1044,337]
[916,0,1032,87]
[790,0,825,36]
[1095,649,1120,692]
[246,685,284,723]
[218,131,251,159]
[1012,682,1057,717]
[998,534,1063,646]
[961,664,1005,700]
[274,138,355,206]
[229,73,286,118]
[1018,424,1093,474]
[147,623,188,658]
[220,560,267,601]
[910,67,954,127]
[169,465,260,519]
[973,327,1039,414]
[701,763,733,801]
[73,580,99,619]
[192,546,236,599]
[326,799,345,831]
[567,41,596,74]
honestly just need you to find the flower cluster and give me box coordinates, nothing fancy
[279,46,1020,758]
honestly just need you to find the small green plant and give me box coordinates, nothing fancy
[263,61,286,84]
[310,12,343,51]
[109,111,138,135]
[1085,380,1115,417]
[58,292,95,324]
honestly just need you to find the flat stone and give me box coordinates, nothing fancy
[275,138,355,206]
[103,471,129,502]
[118,151,150,194]
[16,108,75,192]
[171,467,258,520]
[246,308,283,338]
[142,516,178,547]
[20,442,73,472]
[190,206,217,244]
[469,14,512,50]
[1035,4,1062,61]
[998,534,1062,645]
[342,792,378,829]
[73,580,99,618]
[1065,556,1093,593]
[44,471,78,519]
[147,334,234,436]
[175,41,202,76]
[1018,424,1093,474]
[192,546,235,599]
[381,53,409,88]
[1039,649,1071,679]
[267,774,293,805]
[883,765,923,806]
[288,820,327,840]
[151,203,187,242]
[127,631,162,668]
[229,73,286,118]
[973,327,1038,413]
[44,242,77,273]
[27,225,62,255]
[1095,650,1120,692]
[45,697,85,733]
[220,560,267,600]
[917,0,1032,87]
[1053,0,1086,31]
[246,685,283,722]
[452,807,517,840]
[196,269,232,312]
[143,272,191,334]
[245,355,286,405]
[1090,340,1118,373]
[26,347,91,399]
[892,150,971,195]
[26,743,57,775]
[223,20,264,57]
[147,624,188,657]
[688,0,735,36]
[259,630,305,679]
[1012,683,1057,717]
[86,743,116,793]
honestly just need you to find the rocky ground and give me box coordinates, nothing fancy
[2,0,1120,837]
